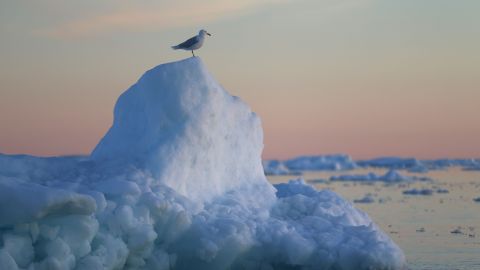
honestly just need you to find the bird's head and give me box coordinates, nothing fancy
[199,29,212,37]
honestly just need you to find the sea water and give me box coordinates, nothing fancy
[267,168,480,270]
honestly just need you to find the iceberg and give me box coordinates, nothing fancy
[0,57,405,269]
[283,154,357,171]
[262,160,301,176]
[357,157,480,172]
[353,194,376,204]
[463,165,480,171]
[90,58,274,203]
[452,159,480,171]
[402,189,434,196]
[330,169,431,183]
[266,155,480,174]
[357,157,425,171]
[423,158,480,169]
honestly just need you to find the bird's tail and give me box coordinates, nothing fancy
[171,45,179,50]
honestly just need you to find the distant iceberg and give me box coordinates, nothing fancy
[458,160,480,171]
[353,194,376,204]
[263,154,357,174]
[0,58,405,269]
[402,189,434,196]
[463,166,480,171]
[264,155,480,174]
[357,157,480,172]
[423,158,480,170]
[285,154,357,171]
[357,157,425,172]
[262,160,301,176]
[330,169,431,183]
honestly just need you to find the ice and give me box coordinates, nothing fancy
[353,194,376,204]
[416,228,425,233]
[357,157,425,171]
[330,169,430,183]
[262,160,301,176]
[462,162,480,171]
[0,177,96,227]
[265,155,480,174]
[262,155,356,175]
[357,156,480,172]
[0,249,18,270]
[306,178,329,184]
[402,189,434,196]
[424,158,480,170]
[282,154,357,171]
[91,58,274,204]
[0,57,405,269]
[450,228,463,234]
[271,180,404,268]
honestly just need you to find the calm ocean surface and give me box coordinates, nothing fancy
[267,168,480,270]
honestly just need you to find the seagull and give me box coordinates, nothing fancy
[172,29,212,57]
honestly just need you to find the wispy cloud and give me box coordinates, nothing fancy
[40,0,287,38]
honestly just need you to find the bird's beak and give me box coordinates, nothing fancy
[207,32,212,36]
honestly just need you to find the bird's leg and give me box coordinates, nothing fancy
[192,50,195,57]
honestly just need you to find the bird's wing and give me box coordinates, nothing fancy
[174,36,198,49]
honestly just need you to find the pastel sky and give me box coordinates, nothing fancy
[1,0,479,160]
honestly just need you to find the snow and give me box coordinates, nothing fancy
[330,169,430,183]
[0,57,405,269]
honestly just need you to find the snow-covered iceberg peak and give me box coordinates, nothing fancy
[92,57,273,203]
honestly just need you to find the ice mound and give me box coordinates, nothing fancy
[91,58,273,203]
[0,57,405,269]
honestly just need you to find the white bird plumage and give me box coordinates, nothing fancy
[172,29,212,57]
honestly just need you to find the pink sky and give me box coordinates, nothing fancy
[1,0,479,160]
